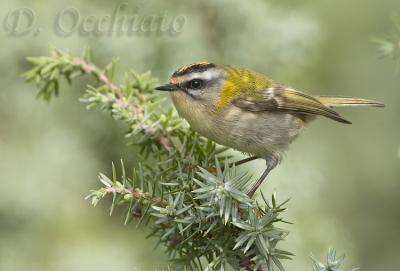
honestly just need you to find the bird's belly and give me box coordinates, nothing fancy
[210,110,303,157]
[171,93,304,158]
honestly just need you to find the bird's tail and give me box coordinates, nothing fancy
[315,95,385,108]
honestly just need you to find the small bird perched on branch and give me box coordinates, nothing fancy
[156,62,384,197]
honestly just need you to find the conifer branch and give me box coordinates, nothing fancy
[23,48,356,271]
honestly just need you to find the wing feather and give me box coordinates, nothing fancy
[232,85,351,124]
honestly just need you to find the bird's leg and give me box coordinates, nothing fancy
[247,167,272,198]
[231,156,259,167]
[247,157,279,198]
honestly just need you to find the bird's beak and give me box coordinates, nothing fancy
[155,83,178,91]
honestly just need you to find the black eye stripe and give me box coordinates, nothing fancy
[182,79,205,90]
[189,79,203,89]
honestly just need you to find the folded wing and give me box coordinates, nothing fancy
[232,85,351,124]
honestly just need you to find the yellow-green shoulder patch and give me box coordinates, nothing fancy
[215,66,273,111]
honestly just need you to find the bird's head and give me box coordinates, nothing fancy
[155,62,272,111]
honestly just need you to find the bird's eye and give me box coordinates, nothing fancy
[188,79,204,89]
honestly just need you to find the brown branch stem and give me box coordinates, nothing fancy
[67,55,173,149]
[105,186,166,206]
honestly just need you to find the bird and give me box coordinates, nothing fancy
[155,62,384,197]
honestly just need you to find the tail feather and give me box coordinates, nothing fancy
[315,95,385,108]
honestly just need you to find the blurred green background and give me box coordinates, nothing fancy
[1,0,399,270]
